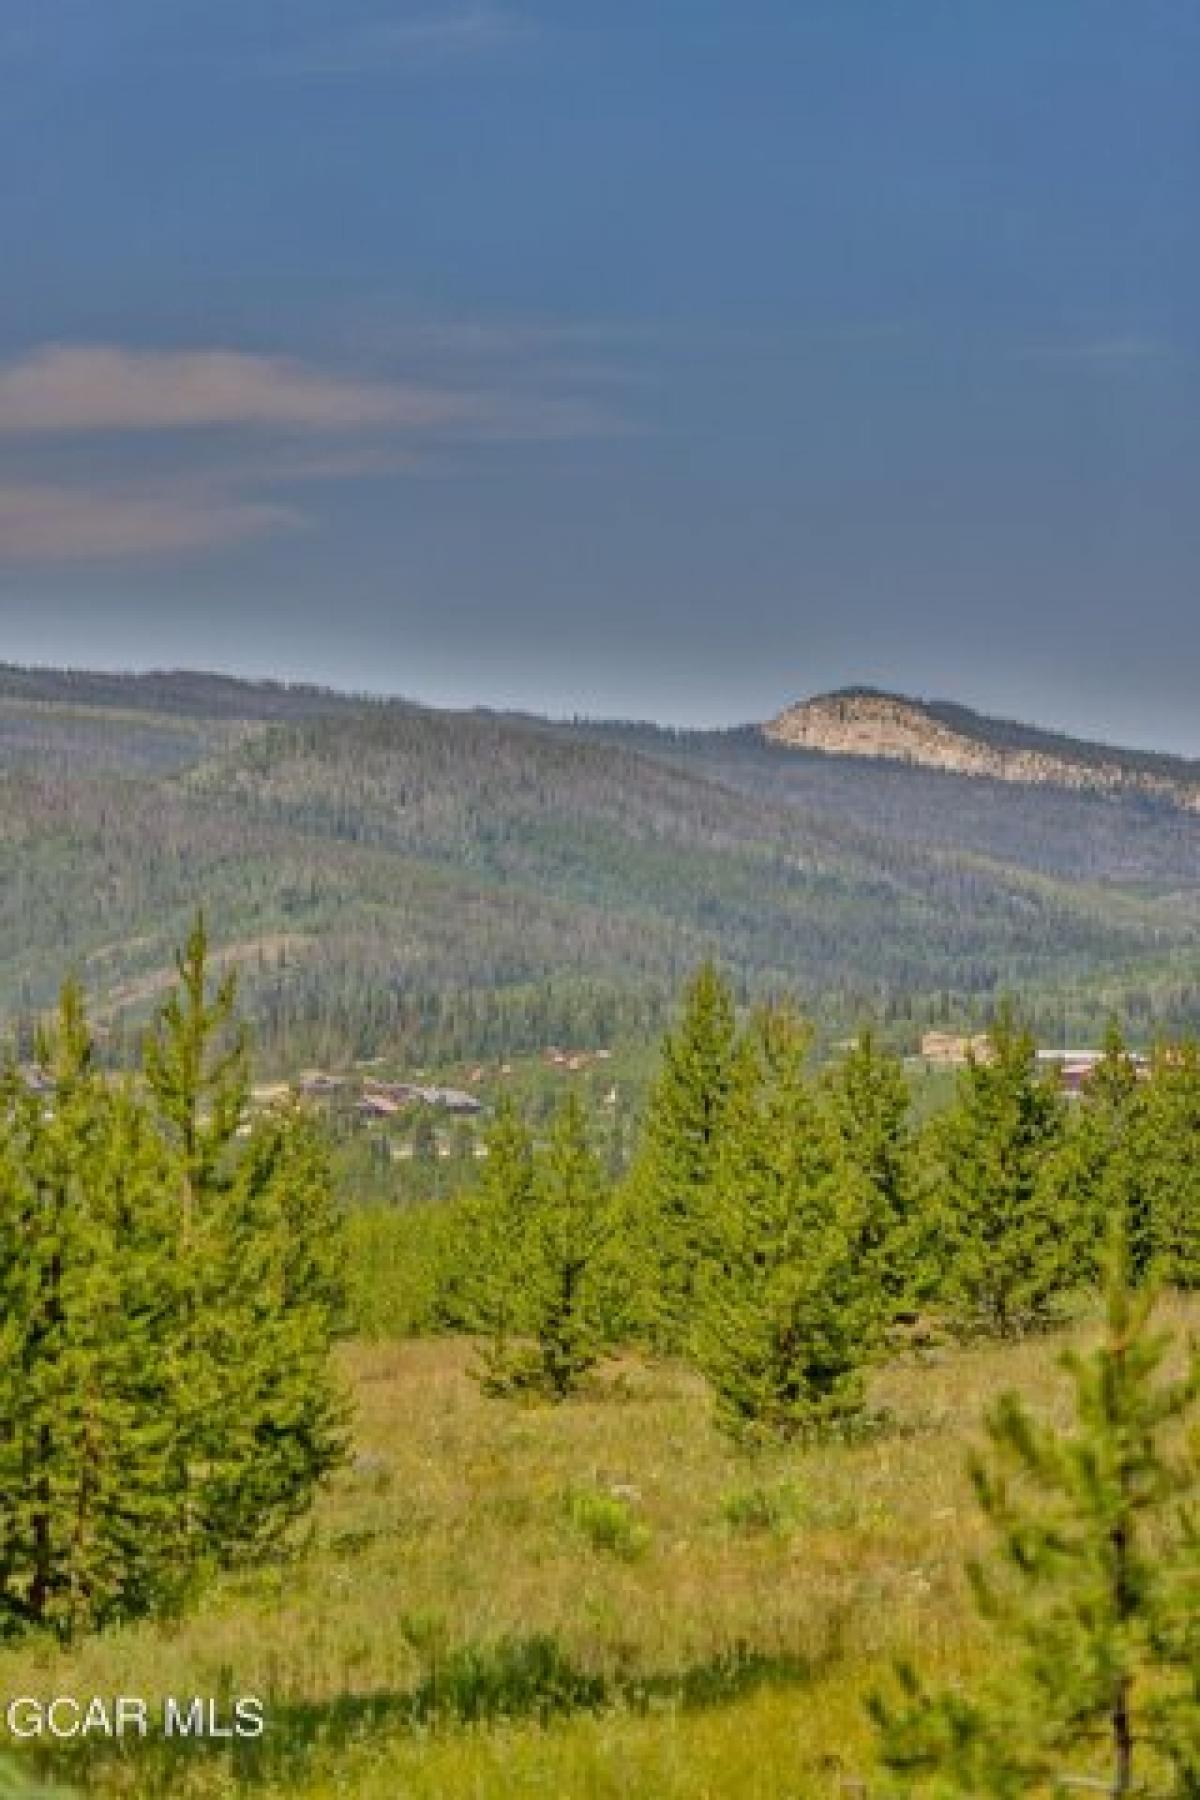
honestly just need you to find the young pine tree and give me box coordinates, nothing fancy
[823,1029,920,1313]
[456,1094,538,1388]
[143,913,249,1230]
[696,1005,880,1445]
[871,1222,1200,1796]
[629,962,739,1351]
[477,1093,616,1399]
[1043,1018,1145,1281]
[1129,1041,1200,1289]
[0,928,348,1640]
[933,1006,1071,1336]
[0,987,184,1640]
[192,1106,349,1561]
[531,1093,617,1397]
[143,915,347,1567]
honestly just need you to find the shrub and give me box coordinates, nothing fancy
[720,1480,806,1535]
[564,1487,651,1560]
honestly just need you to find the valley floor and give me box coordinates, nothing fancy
[5,1307,1197,1798]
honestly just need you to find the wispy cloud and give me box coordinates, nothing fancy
[0,483,301,563]
[278,6,534,77]
[0,334,635,564]
[0,346,467,434]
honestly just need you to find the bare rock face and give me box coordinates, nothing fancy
[763,691,1200,812]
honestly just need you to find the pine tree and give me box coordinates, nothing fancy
[1044,1019,1144,1281]
[530,1093,615,1397]
[143,915,347,1568]
[0,927,348,1639]
[476,1093,615,1399]
[695,1005,879,1445]
[0,987,184,1640]
[143,912,248,1230]
[871,1223,1200,1795]
[456,1095,538,1387]
[192,1106,349,1560]
[824,1029,919,1312]
[1130,1041,1200,1288]
[933,1005,1071,1336]
[629,962,739,1351]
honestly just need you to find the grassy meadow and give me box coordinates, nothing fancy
[7,1297,1196,1800]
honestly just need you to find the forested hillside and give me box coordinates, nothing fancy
[0,662,374,721]
[0,666,1197,1066]
[581,721,1200,885]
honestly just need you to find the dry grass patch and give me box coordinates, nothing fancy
[1,1298,1196,1796]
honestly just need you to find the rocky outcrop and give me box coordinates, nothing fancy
[764,692,1200,812]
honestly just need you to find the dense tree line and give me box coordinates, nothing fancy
[0,920,346,1643]
[450,965,1200,1441]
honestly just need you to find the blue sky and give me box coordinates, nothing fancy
[1,2,1197,747]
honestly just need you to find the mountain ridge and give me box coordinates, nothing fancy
[2,661,1196,778]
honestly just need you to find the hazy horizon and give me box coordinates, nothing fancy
[1,641,1197,761]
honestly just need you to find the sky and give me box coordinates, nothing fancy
[0,1,1198,750]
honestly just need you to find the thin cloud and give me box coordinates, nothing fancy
[0,342,638,445]
[0,346,469,434]
[0,483,302,563]
[0,334,637,563]
[279,7,534,76]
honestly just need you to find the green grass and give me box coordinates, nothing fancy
[3,1301,1197,1798]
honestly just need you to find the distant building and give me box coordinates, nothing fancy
[359,1079,482,1116]
[920,1031,993,1067]
[1037,1047,1150,1098]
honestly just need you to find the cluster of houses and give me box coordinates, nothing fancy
[917,1033,1150,1098]
[246,1070,484,1122]
[355,1079,482,1122]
